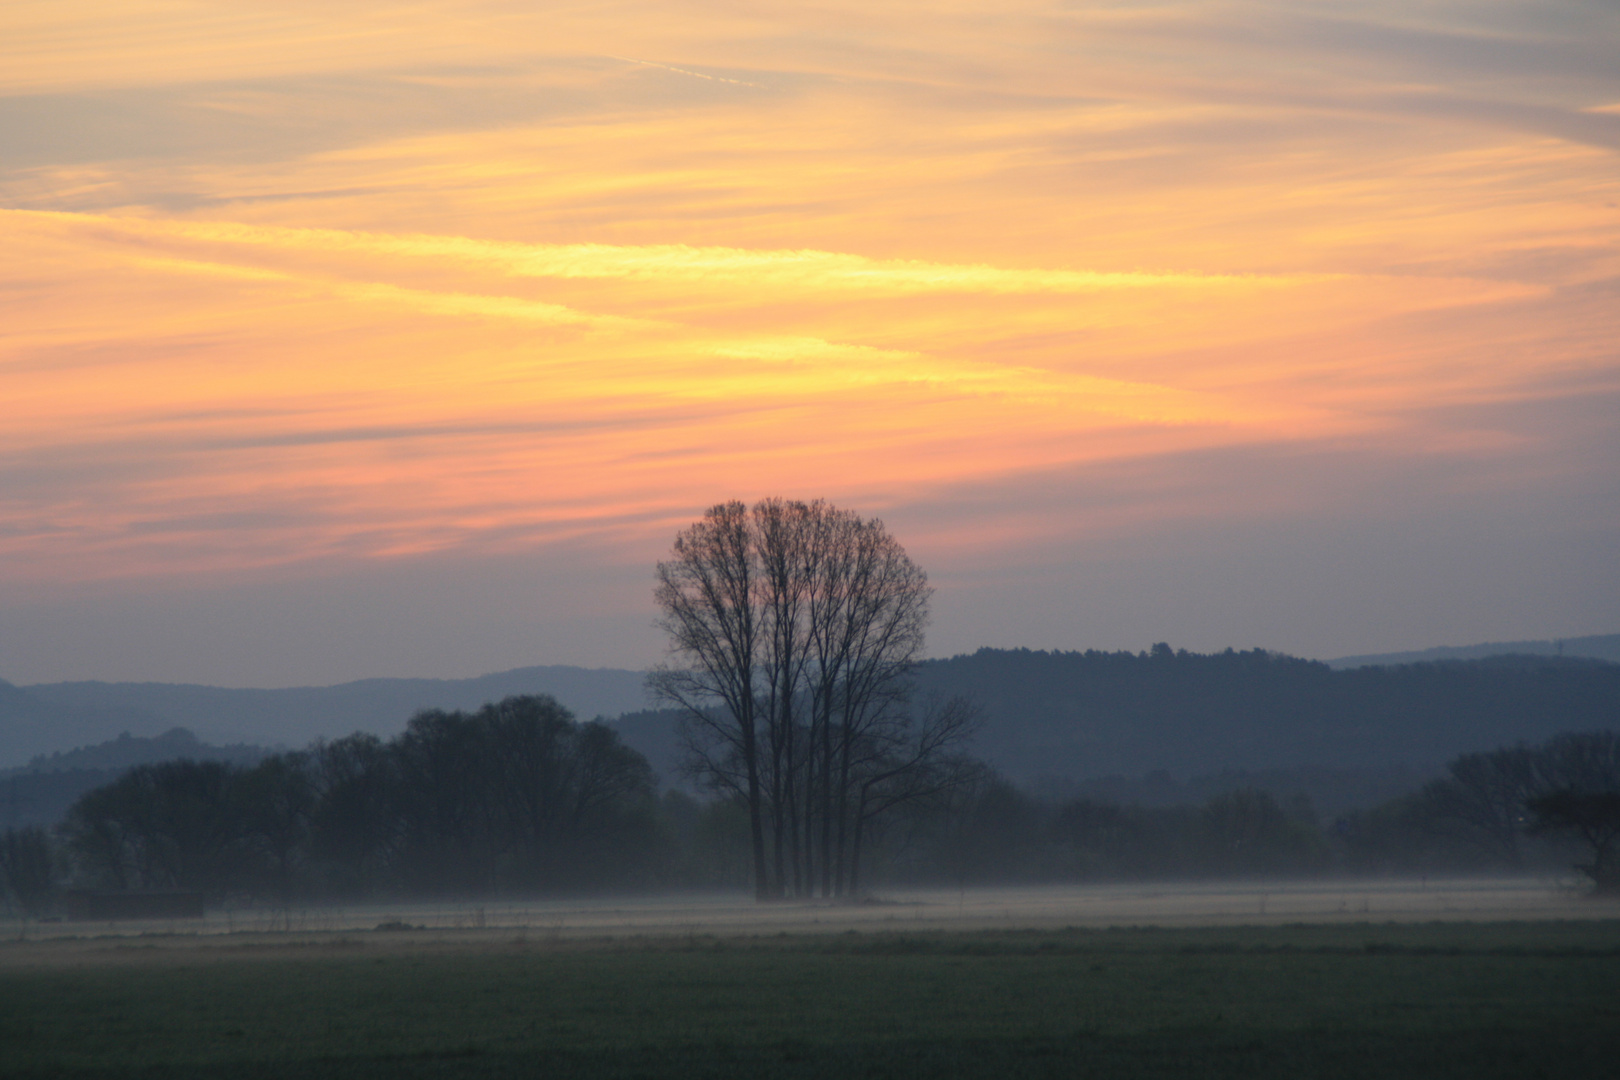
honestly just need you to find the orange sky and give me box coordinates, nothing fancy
[1,1,1616,684]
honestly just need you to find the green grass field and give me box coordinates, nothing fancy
[3,920,1618,1078]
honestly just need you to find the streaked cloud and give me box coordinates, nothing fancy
[0,0,1615,682]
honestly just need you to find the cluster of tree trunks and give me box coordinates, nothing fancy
[652,498,977,901]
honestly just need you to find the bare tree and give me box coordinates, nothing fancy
[754,498,817,897]
[1533,731,1620,793]
[843,695,983,895]
[821,513,934,895]
[237,753,316,909]
[1525,731,1620,892]
[1527,789,1620,892]
[650,498,970,899]
[1408,745,1540,866]
[1410,733,1620,874]
[63,760,245,893]
[649,501,771,899]
[388,696,657,894]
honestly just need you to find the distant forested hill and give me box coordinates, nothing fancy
[0,728,273,829]
[1329,632,1620,668]
[4,650,1615,807]
[0,666,650,767]
[914,646,1620,781]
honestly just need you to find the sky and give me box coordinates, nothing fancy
[1,0,1616,687]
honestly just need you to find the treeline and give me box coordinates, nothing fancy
[882,780,1329,883]
[1336,730,1620,889]
[7,697,690,910]
[874,730,1620,890]
[0,728,271,831]
[3,709,1617,916]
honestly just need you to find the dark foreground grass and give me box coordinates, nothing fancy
[3,920,1619,1078]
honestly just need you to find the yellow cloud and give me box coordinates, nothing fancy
[14,210,1317,296]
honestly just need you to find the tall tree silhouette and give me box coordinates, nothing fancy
[651,498,971,899]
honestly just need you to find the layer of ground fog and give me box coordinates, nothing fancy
[0,877,1604,946]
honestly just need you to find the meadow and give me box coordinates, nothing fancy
[2,895,1618,1079]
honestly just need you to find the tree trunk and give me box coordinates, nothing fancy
[741,705,770,901]
[820,702,834,897]
[848,786,870,897]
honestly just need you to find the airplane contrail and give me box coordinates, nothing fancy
[607,55,763,89]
